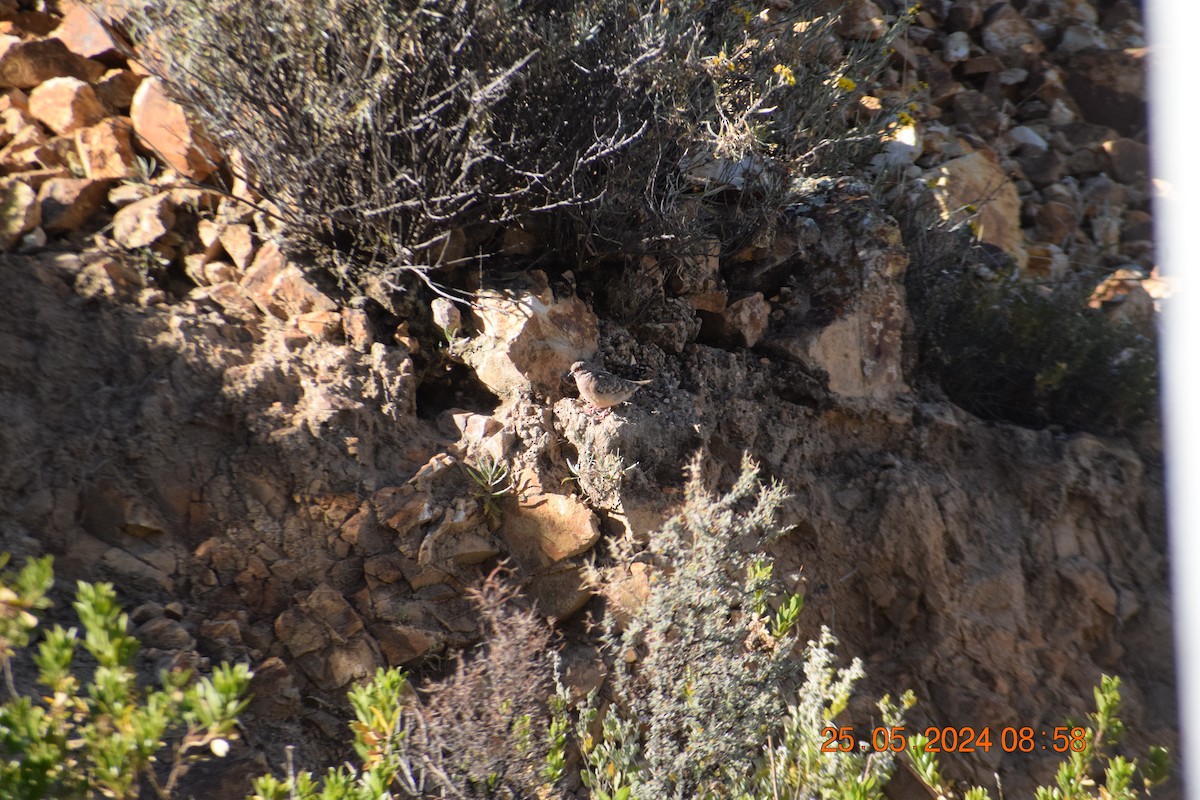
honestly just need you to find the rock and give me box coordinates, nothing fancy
[499,491,601,563]
[76,116,137,179]
[1102,137,1149,184]
[698,292,770,349]
[0,104,33,147]
[240,240,337,320]
[134,617,194,650]
[496,491,600,621]
[53,2,123,60]
[108,182,150,210]
[93,69,144,113]
[926,150,1026,269]
[462,270,599,401]
[980,4,1044,56]
[112,192,175,248]
[38,177,112,232]
[374,623,440,665]
[431,296,462,337]
[837,0,886,40]
[0,180,40,250]
[73,256,143,300]
[130,77,219,180]
[943,30,972,62]
[1007,125,1048,151]
[1060,49,1146,136]
[27,77,105,135]
[1033,199,1078,246]
[1058,23,1111,54]
[0,125,52,173]
[218,223,254,269]
[0,36,105,88]
[1025,243,1070,280]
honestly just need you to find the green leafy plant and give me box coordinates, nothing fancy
[463,454,513,527]
[908,675,1169,800]
[0,555,251,800]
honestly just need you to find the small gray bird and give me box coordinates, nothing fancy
[569,361,653,416]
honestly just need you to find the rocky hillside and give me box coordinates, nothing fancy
[0,0,1173,797]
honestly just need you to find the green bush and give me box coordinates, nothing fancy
[910,675,1169,800]
[899,196,1158,434]
[580,454,908,799]
[105,0,910,297]
[0,555,251,800]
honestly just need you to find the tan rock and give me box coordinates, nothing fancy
[926,150,1026,269]
[193,281,259,318]
[463,270,599,400]
[0,124,52,172]
[0,87,28,113]
[294,309,342,340]
[1,168,68,191]
[107,181,149,207]
[38,176,112,232]
[112,192,175,248]
[980,4,1045,56]
[499,491,601,563]
[76,116,137,179]
[699,292,770,349]
[74,256,143,300]
[93,69,144,113]
[240,240,337,320]
[342,307,374,352]
[53,2,122,60]
[130,77,219,180]
[375,624,440,665]
[0,104,33,147]
[0,36,105,88]
[28,77,105,135]
[218,222,255,269]
[0,179,40,249]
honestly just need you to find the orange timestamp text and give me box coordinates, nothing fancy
[820,725,1090,754]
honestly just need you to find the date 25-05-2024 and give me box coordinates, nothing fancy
[821,725,1091,754]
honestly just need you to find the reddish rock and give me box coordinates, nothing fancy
[240,240,337,320]
[1,106,36,147]
[699,292,770,349]
[0,125,52,172]
[0,88,28,113]
[218,222,255,269]
[28,77,106,135]
[53,2,123,60]
[0,179,39,249]
[93,68,143,113]
[130,77,219,180]
[37,176,112,232]
[0,36,105,88]
[926,149,1026,269]
[1034,201,1078,246]
[112,192,175,248]
[76,116,137,179]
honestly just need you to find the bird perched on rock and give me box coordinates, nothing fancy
[569,361,653,416]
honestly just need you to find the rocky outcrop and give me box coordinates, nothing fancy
[0,1,1173,798]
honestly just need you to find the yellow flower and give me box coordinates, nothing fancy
[773,64,796,86]
[836,75,858,92]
